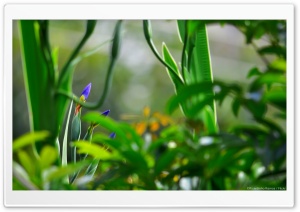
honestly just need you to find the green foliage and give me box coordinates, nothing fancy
[14,20,286,191]
[144,20,218,134]
[18,20,123,155]
[13,131,49,152]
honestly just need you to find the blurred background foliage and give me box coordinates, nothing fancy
[13,20,286,138]
[13,20,286,190]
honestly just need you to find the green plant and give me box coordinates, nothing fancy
[18,20,122,155]
[14,20,122,189]
[13,20,286,190]
[143,20,218,134]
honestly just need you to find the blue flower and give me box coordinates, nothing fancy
[101,109,110,117]
[75,83,92,115]
[109,132,116,139]
[81,83,92,100]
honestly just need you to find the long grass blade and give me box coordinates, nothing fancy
[19,21,57,153]
[62,101,73,167]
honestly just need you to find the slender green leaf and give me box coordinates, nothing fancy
[62,101,73,168]
[19,21,57,152]
[92,134,127,152]
[85,159,100,177]
[71,112,81,165]
[51,47,59,73]
[143,20,184,86]
[83,112,127,140]
[55,137,61,164]
[73,141,118,160]
[177,20,186,43]
[202,105,218,134]
[162,43,182,89]
[162,43,183,90]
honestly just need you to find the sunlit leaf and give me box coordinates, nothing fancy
[39,146,58,170]
[269,58,286,71]
[162,42,182,90]
[263,89,286,110]
[202,105,218,134]
[13,131,49,152]
[73,141,118,160]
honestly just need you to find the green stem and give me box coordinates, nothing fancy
[38,20,55,85]
[57,20,97,87]
[181,20,188,81]
[56,56,116,109]
[143,20,184,84]
[55,21,122,110]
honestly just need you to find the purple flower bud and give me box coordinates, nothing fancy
[109,132,116,139]
[81,83,92,100]
[101,109,110,117]
[91,109,111,128]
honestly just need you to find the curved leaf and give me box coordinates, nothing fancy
[13,131,49,152]
[162,42,182,90]
[73,141,118,160]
